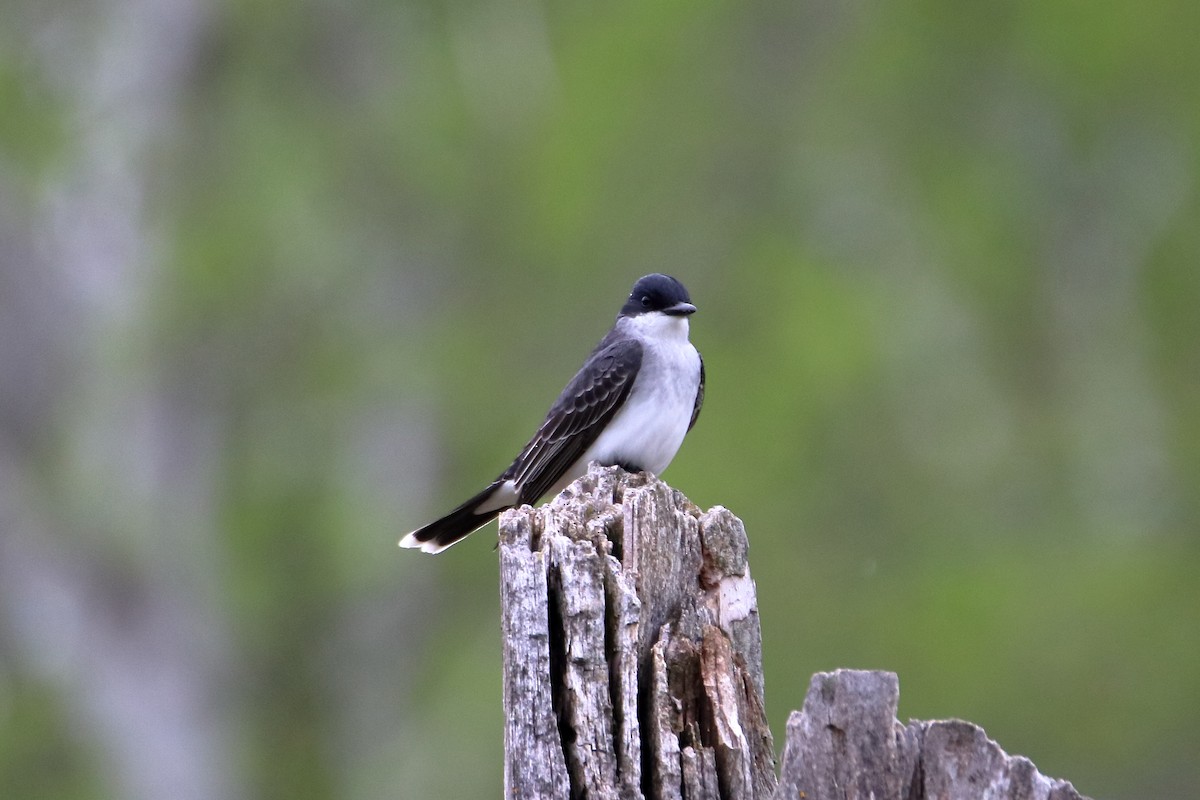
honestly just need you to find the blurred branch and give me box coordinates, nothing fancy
[498,464,1091,800]
[0,1,236,798]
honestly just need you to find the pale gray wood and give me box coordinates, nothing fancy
[498,510,570,799]
[647,641,682,800]
[546,533,619,800]
[603,551,644,800]
[500,466,1092,800]
[500,464,775,800]
[776,669,1091,800]
[680,746,720,799]
[920,720,1087,800]
[776,670,920,800]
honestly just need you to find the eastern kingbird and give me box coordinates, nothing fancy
[400,273,705,553]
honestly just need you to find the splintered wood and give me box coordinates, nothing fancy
[498,464,1092,800]
[499,465,775,800]
[776,670,1089,800]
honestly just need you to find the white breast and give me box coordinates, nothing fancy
[549,313,701,496]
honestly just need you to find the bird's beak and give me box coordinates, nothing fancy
[664,302,697,317]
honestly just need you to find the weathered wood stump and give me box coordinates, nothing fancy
[777,669,1088,800]
[499,464,1090,800]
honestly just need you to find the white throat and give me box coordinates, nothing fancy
[621,312,691,343]
[543,308,700,494]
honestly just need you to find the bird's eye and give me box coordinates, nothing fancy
[640,295,651,307]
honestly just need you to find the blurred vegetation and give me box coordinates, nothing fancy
[1,1,1197,799]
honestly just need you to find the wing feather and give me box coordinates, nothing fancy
[505,338,643,503]
[688,353,705,431]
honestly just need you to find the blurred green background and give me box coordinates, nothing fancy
[1,0,1197,798]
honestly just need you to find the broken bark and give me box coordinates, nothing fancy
[776,669,1088,800]
[499,465,1091,800]
[500,465,774,800]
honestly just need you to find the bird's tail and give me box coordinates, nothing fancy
[399,480,515,554]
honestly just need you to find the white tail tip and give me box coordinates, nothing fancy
[398,532,451,554]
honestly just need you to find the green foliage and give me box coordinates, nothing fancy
[0,679,104,800]
[2,0,1198,797]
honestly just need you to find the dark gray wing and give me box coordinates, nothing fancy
[688,353,704,431]
[505,337,643,503]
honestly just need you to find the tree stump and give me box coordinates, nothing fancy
[776,669,1089,800]
[498,464,1091,800]
[500,464,775,800]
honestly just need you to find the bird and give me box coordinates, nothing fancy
[400,273,705,554]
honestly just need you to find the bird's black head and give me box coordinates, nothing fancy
[619,274,696,318]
